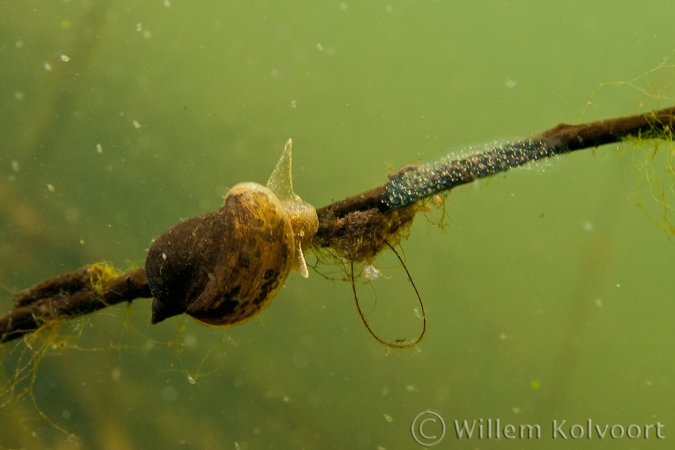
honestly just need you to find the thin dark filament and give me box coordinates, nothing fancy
[350,240,427,349]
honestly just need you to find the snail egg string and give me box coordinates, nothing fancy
[383,138,567,209]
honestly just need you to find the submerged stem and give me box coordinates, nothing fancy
[1,107,674,343]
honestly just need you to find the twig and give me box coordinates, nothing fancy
[1,107,673,343]
[0,268,150,343]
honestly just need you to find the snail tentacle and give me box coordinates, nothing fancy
[266,138,318,278]
[294,239,309,278]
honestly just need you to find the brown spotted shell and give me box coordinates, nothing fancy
[145,182,295,327]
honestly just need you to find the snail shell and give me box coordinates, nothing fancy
[145,139,318,327]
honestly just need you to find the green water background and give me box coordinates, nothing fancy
[2,1,675,448]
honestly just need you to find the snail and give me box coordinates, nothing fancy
[145,139,318,327]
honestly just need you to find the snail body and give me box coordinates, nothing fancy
[145,139,318,327]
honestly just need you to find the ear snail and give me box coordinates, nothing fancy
[145,139,318,327]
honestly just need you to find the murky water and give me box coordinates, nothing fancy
[2,1,675,448]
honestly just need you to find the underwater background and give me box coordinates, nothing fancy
[2,1,675,449]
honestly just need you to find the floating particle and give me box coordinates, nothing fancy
[405,384,417,392]
[133,120,141,129]
[96,143,103,153]
[164,0,171,7]
[184,333,198,349]
[160,386,177,402]
[15,40,23,49]
[290,99,297,108]
[385,5,393,13]
[79,239,85,245]
[499,333,507,340]
[60,54,70,62]
[340,2,348,10]
[142,30,151,39]
[512,407,522,414]
[595,298,603,308]
[504,79,517,88]
[583,221,594,231]
[14,92,25,101]
[65,207,80,223]
[234,442,241,450]
[11,161,19,172]
[111,367,121,381]
[44,62,52,71]
[292,352,308,369]
[187,375,196,384]
[136,22,142,32]
[363,264,382,280]
[383,413,393,422]
[316,43,324,51]
[47,184,55,192]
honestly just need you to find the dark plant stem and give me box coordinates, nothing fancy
[1,107,673,343]
[1,268,150,343]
